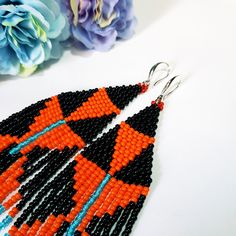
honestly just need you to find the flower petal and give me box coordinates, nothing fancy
[49,39,63,59]
[72,25,94,49]
[17,4,49,31]
[2,14,24,27]
[47,14,65,39]
[18,0,56,26]
[102,0,119,19]
[19,18,39,39]
[19,64,37,76]
[0,47,20,75]
[12,27,34,47]
[24,42,45,66]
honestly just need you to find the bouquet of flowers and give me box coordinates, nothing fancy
[0,0,136,76]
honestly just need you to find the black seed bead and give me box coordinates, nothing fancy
[58,89,98,118]
[126,104,160,137]
[21,146,50,171]
[101,206,123,236]
[74,230,82,236]
[101,216,112,236]
[92,213,110,236]
[67,113,116,144]
[32,178,74,225]
[0,98,49,138]
[0,143,22,174]
[106,85,141,110]
[15,161,76,228]
[19,147,77,196]
[15,187,49,228]
[53,179,76,216]
[18,149,52,183]
[122,195,146,236]
[17,150,77,214]
[19,149,60,194]
[37,166,76,223]
[114,145,154,187]
[56,221,71,236]
[26,189,53,226]
[14,214,26,228]
[85,215,100,234]
[38,178,74,222]
[111,202,135,236]
[82,126,119,172]
[63,198,76,216]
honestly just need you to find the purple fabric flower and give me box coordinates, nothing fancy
[59,0,136,51]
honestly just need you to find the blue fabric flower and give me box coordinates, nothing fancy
[0,0,70,76]
[59,0,136,51]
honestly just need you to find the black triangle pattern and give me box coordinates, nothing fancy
[126,104,160,137]
[0,143,21,175]
[58,88,98,118]
[106,85,141,110]
[67,113,116,143]
[0,98,49,138]
[81,126,119,172]
[114,144,154,187]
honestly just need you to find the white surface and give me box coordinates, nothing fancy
[0,0,236,235]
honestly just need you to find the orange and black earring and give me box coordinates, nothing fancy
[2,76,181,236]
[0,63,170,231]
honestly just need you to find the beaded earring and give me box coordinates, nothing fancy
[1,76,181,236]
[0,63,170,230]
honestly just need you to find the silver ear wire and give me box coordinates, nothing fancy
[144,62,171,87]
[156,75,182,102]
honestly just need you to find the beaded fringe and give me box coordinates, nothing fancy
[0,84,161,236]
[0,85,144,234]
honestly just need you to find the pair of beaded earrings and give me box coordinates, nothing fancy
[0,62,181,236]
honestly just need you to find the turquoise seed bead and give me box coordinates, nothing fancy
[66,174,111,235]
[0,215,12,230]
[0,205,5,215]
[10,120,66,155]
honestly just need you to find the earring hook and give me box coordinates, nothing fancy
[156,75,182,102]
[144,62,170,87]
